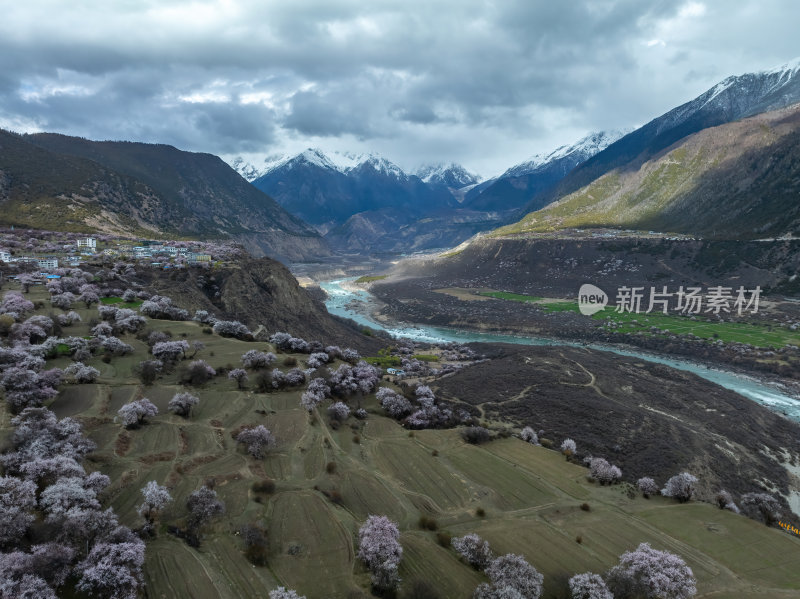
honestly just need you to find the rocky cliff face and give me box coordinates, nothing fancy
[138,256,383,352]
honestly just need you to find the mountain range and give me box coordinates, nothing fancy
[495,57,800,239]
[0,132,327,261]
[3,57,800,261]
[232,57,800,253]
[231,132,621,252]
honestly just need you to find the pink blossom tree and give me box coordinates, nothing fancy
[236,425,276,458]
[75,540,145,599]
[117,399,158,428]
[474,553,543,599]
[0,475,37,545]
[376,388,412,419]
[452,533,493,569]
[606,543,696,599]
[300,378,330,411]
[241,349,277,369]
[520,426,539,445]
[186,485,225,533]
[327,401,351,422]
[636,477,659,498]
[661,472,697,502]
[228,368,249,389]
[137,481,173,527]
[269,588,306,599]
[357,515,403,592]
[168,392,199,417]
[568,573,613,599]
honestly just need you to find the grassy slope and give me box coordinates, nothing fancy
[4,286,800,598]
[494,104,800,240]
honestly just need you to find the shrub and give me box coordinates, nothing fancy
[418,515,438,531]
[252,478,276,494]
[580,502,591,512]
[182,360,216,386]
[740,492,781,525]
[714,489,740,513]
[436,531,452,548]
[241,524,269,566]
[461,426,490,445]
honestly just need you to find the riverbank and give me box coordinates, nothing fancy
[321,277,800,422]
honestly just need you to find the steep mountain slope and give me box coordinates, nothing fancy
[465,130,626,212]
[526,57,800,213]
[250,149,456,231]
[138,256,383,352]
[497,103,800,239]
[249,148,465,249]
[13,133,327,261]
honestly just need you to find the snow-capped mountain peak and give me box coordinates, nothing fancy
[416,162,482,187]
[503,130,628,179]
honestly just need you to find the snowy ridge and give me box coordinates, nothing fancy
[764,56,800,77]
[502,130,629,179]
[236,148,411,179]
[415,162,482,187]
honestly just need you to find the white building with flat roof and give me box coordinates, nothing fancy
[37,258,59,270]
[77,237,97,249]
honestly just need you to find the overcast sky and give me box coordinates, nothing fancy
[1,1,798,177]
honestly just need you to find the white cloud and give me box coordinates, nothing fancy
[0,0,796,174]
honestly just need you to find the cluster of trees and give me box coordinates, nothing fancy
[376,384,470,430]
[451,534,543,598]
[0,407,145,598]
[242,349,277,369]
[298,360,379,421]
[268,332,359,364]
[212,319,251,339]
[635,474,783,526]
[451,533,697,599]
[139,294,189,321]
[587,457,623,485]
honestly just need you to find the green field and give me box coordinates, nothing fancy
[100,296,144,307]
[479,290,544,302]
[3,284,799,598]
[355,275,387,284]
[483,292,800,348]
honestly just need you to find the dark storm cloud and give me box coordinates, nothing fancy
[0,0,798,173]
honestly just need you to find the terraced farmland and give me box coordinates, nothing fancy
[2,286,799,598]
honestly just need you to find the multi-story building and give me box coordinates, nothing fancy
[37,258,59,270]
[77,237,97,249]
